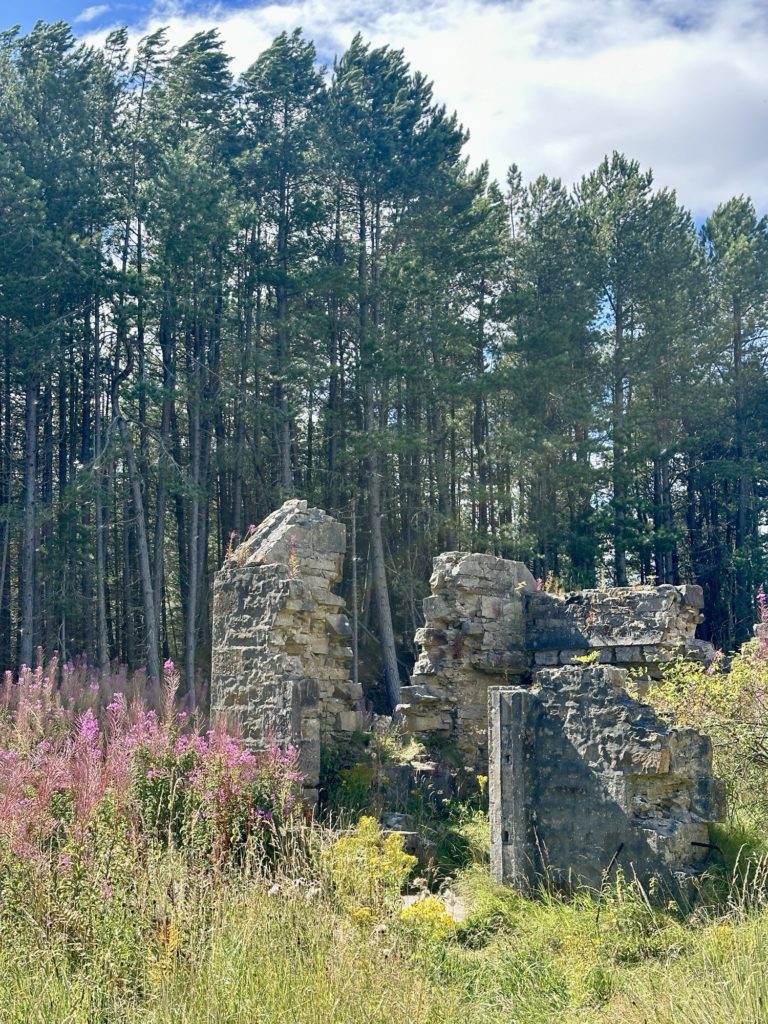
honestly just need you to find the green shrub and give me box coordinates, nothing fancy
[649,642,768,830]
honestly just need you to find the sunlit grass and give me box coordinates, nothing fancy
[3,843,768,1024]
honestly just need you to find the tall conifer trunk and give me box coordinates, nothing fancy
[612,301,628,586]
[20,379,38,667]
[359,192,400,709]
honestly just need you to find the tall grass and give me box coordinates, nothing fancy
[3,825,768,1024]
[2,655,768,1023]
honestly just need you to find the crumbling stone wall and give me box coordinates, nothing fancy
[528,586,712,675]
[211,500,359,797]
[211,508,724,889]
[399,552,536,771]
[398,554,714,769]
[489,667,725,891]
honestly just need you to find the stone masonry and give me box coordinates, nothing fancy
[210,500,359,797]
[398,553,537,771]
[527,585,712,675]
[397,552,714,772]
[211,507,724,889]
[489,667,725,891]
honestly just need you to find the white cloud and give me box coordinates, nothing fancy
[82,0,768,215]
[75,4,109,23]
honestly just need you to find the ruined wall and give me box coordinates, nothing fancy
[527,586,711,675]
[211,500,359,796]
[398,552,536,771]
[211,507,724,889]
[489,667,725,892]
[399,554,714,769]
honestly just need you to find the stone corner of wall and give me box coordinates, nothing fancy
[489,659,725,892]
[210,501,356,802]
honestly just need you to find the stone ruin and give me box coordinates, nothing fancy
[211,500,725,891]
[211,501,360,800]
[489,671,723,892]
[400,551,713,773]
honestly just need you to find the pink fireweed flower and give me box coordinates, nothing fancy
[0,660,306,870]
[78,710,100,744]
[106,691,126,712]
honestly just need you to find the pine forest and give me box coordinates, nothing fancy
[1,21,767,698]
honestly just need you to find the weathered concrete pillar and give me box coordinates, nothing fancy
[489,687,532,889]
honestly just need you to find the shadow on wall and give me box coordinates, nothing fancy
[489,666,726,898]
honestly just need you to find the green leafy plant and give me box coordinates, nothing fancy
[649,641,768,831]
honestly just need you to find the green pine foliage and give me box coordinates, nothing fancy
[0,20,765,682]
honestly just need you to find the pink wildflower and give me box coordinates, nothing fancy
[106,692,126,714]
[78,710,99,744]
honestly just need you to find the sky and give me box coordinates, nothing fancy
[4,0,768,217]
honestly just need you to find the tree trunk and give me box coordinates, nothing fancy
[185,328,203,703]
[116,413,160,682]
[473,277,489,543]
[93,302,110,673]
[358,190,400,708]
[153,303,173,652]
[111,313,160,682]
[612,301,628,585]
[276,167,293,497]
[20,379,38,668]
